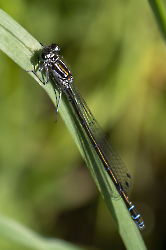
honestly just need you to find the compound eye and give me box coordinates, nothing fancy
[51,44,60,52]
[41,52,48,61]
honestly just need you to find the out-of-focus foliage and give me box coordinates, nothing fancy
[0,0,166,249]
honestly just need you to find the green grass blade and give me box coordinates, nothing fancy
[0,9,146,250]
[0,215,83,250]
[148,0,166,42]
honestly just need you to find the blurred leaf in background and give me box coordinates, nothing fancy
[0,0,166,249]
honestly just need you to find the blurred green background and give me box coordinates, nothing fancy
[0,0,166,249]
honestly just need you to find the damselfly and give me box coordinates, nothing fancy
[32,44,145,230]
